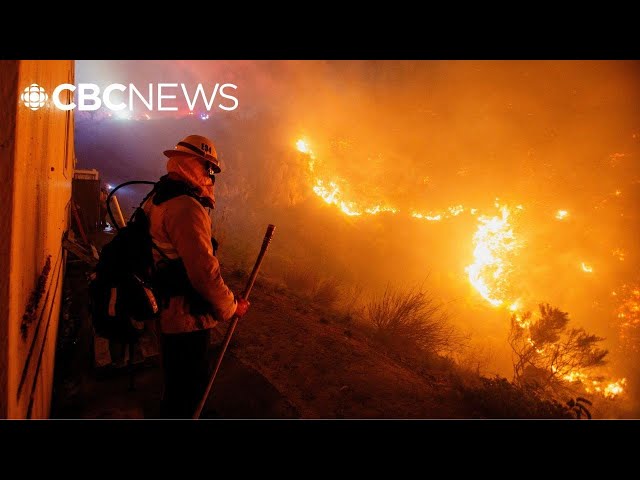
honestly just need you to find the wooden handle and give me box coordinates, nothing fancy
[192,224,276,419]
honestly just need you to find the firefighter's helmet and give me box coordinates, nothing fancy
[163,134,221,173]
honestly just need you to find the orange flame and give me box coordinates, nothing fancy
[299,139,397,217]
[296,137,630,400]
[312,180,362,216]
[465,205,521,307]
[563,373,627,399]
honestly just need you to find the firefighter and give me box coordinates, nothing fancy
[143,134,250,418]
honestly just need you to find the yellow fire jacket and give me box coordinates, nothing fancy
[143,193,237,334]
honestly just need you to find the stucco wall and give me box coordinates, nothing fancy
[0,60,75,418]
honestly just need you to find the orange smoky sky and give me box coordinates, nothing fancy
[76,60,640,411]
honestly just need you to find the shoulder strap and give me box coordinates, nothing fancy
[151,176,203,207]
[104,180,172,263]
[106,180,157,231]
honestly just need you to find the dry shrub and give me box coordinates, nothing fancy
[282,263,341,308]
[311,277,341,308]
[366,284,465,355]
[454,341,496,376]
[283,263,320,296]
[460,376,575,419]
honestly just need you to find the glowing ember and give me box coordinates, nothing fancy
[465,205,521,307]
[612,248,625,261]
[581,262,593,273]
[555,209,569,220]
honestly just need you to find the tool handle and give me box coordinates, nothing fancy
[192,224,276,419]
[242,224,276,300]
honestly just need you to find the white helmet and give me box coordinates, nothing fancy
[163,134,221,173]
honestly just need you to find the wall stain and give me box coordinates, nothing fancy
[21,255,51,338]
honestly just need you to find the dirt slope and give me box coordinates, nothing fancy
[53,262,472,419]
[221,272,467,418]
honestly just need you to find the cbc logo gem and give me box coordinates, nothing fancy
[20,84,48,111]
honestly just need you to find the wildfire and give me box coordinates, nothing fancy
[410,206,471,222]
[604,379,626,398]
[564,374,627,399]
[449,205,464,216]
[298,138,480,225]
[563,371,589,383]
[411,211,442,221]
[465,205,521,307]
[296,137,631,404]
[312,180,362,216]
[365,205,398,215]
[514,311,627,399]
[300,139,398,217]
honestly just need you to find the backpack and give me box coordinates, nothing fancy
[88,177,217,342]
[88,181,159,343]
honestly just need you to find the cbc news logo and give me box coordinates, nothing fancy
[18,82,239,113]
[21,84,48,111]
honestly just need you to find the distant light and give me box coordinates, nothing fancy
[555,210,569,220]
[581,262,593,273]
[615,189,622,196]
[200,113,209,120]
[144,113,151,120]
[509,300,521,312]
[106,184,113,191]
[115,110,130,120]
[296,139,310,154]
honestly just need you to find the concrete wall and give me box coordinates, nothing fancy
[0,60,75,418]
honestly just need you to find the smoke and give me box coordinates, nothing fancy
[75,60,640,415]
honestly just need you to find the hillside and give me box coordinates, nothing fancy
[51,262,574,419]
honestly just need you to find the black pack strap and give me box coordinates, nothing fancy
[106,180,157,232]
[104,179,172,263]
